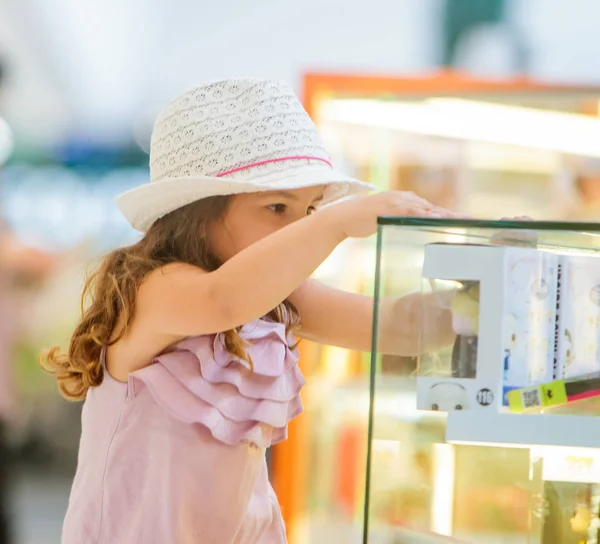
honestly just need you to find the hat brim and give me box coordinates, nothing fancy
[116,170,375,231]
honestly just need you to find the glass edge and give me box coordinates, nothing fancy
[376,216,600,232]
[363,224,383,543]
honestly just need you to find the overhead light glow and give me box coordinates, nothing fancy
[320,98,600,158]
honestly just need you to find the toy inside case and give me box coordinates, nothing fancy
[417,243,560,412]
[450,282,479,380]
[417,243,600,413]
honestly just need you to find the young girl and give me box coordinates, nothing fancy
[41,78,459,544]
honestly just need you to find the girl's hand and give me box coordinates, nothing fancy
[321,191,459,240]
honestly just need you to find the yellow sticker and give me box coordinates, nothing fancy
[508,381,568,413]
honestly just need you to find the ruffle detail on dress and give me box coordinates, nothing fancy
[128,320,305,448]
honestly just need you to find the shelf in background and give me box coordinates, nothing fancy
[446,410,600,449]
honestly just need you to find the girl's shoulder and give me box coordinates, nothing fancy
[128,319,305,448]
[136,260,237,339]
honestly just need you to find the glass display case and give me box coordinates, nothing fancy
[365,218,600,544]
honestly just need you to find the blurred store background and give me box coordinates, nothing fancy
[1,0,600,543]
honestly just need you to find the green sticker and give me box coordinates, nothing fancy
[508,381,567,413]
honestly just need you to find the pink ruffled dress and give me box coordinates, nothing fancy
[62,319,304,544]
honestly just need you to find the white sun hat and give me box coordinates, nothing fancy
[116,78,374,231]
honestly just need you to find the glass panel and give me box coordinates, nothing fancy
[365,219,600,544]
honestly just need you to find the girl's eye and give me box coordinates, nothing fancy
[268,203,287,214]
[307,205,317,215]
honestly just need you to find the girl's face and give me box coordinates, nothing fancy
[209,185,326,262]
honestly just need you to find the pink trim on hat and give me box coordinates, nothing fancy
[215,155,333,178]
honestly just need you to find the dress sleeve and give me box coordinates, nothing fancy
[129,320,304,448]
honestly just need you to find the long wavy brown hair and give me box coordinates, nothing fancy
[39,195,299,402]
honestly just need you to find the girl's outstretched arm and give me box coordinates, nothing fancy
[140,192,448,338]
[290,279,455,356]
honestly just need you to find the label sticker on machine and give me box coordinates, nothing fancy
[507,381,567,412]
